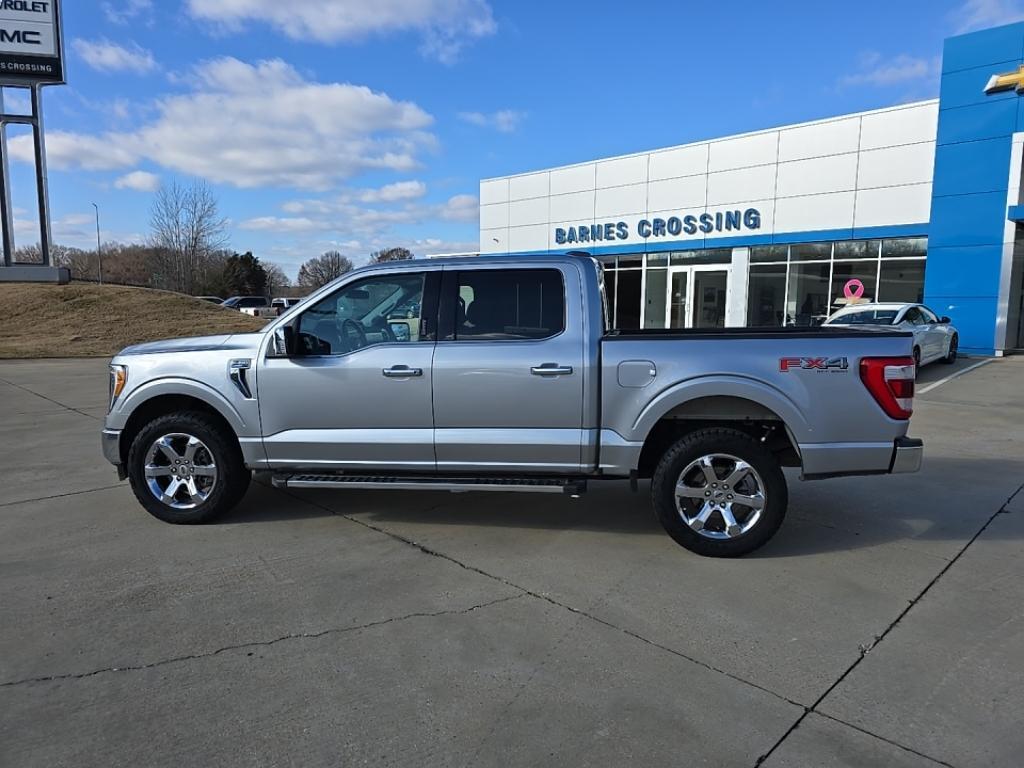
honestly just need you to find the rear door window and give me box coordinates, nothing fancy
[452,269,565,341]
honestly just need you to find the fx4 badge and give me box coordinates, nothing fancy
[779,356,850,373]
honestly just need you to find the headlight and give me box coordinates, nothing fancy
[109,365,127,411]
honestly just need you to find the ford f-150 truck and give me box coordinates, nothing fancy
[102,254,922,556]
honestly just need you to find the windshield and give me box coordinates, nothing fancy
[826,309,898,325]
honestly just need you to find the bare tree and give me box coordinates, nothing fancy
[149,180,228,294]
[264,262,291,296]
[368,247,414,264]
[297,251,353,289]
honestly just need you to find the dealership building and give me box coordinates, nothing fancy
[477,22,1024,355]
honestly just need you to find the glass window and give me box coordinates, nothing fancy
[825,308,898,325]
[786,262,830,325]
[646,253,669,267]
[747,264,787,326]
[920,307,938,323]
[616,269,642,329]
[882,237,927,258]
[878,260,926,303]
[834,240,880,259]
[296,273,425,355]
[604,269,618,328]
[903,307,926,325]
[455,269,564,340]
[670,248,732,266]
[644,268,667,328]
[617,255,643,269]
[790,242,831,261]
[750,245,788,263]
[830,262,878,312]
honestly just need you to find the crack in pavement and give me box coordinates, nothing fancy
[0,484,125,508]
[0,594,523,689]
[0,375,102,421]
[271,484,808,711]
[753,481,1024,768]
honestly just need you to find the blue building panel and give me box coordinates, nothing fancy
[941,21,1024,74]
[936,98,1020,145]
[931,137,1013,197]
[928,191,1009,248]
[923,295,998,354]
[923,244,1004,298]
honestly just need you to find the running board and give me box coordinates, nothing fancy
[272,473,587,495]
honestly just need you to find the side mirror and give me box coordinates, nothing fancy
[939,316,951,324]
[271,324,297,357]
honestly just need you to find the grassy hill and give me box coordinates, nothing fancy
[0,283,267,359]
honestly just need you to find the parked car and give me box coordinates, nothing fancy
[271,297,303,315]
[221,296,269,312]
[101,255,922,557]
[195,295,224,304]
[824,303,958,368]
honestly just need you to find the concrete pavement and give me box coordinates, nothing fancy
[0,356,1021,767]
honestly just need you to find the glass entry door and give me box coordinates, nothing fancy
[663,267,728,328]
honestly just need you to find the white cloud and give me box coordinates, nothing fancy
[114,170,161,192]
[102,0,153,24]
[440,193,478,221]
[953,0,1024,32]
[239,216,326,233]
[458,109,525,132]
[357,180,427,203]
[839,52,940,88]
[72,39,157,73]
[186,0,496,63]
[8,57,435,190]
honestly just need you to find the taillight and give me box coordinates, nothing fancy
[859,357,915,419]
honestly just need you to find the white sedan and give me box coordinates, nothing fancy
[823,302,959,368]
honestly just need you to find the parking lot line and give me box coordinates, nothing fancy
[917,359,994,395]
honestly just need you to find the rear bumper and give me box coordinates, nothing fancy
[800,436,923,479]
[889,436,923,474]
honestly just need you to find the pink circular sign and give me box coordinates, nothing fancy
[844,279,865,300]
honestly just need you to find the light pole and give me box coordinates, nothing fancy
[91,202,103,284]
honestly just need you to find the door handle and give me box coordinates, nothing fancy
[531,364,573,376]
[382,365,423,378]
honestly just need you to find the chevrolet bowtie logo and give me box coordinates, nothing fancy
[985,65,1024,94]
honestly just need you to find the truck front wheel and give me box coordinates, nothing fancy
[126,411,251,524]
[651,427,787,557]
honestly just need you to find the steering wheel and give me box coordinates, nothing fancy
[339,318,367,351]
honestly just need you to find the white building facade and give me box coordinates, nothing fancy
[479,100,936,335]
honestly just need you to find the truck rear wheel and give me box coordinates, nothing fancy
[127,411,250,524]
[651,427,787,557]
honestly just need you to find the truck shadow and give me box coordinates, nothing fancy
[228,456,1023,558]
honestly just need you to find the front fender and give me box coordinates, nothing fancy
[110,377,248,434]
[630,374,811,444]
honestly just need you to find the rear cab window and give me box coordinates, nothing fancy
[446,269,565,341]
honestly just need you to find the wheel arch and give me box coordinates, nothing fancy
[118,392,242,465]
[634,387,804,479]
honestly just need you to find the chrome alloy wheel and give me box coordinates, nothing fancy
[674,453,766,540]
[143,433,218,509]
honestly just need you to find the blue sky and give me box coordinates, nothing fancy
[7,0,1024,277]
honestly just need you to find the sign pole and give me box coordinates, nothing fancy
[31,84,51,266]
[0,88,15,267]
[0,0,67,283]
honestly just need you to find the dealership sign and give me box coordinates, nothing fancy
[0,0,64,85]
[554,207,762,245]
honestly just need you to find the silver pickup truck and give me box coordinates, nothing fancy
[102,254,922,557]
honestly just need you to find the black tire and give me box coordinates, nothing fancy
[942,334,958,364]
[651,427,788,557]
[127,411,250,524]
[913,346,922,376]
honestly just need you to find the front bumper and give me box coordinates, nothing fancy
[101,428,122,468]
[890,436,923,474]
